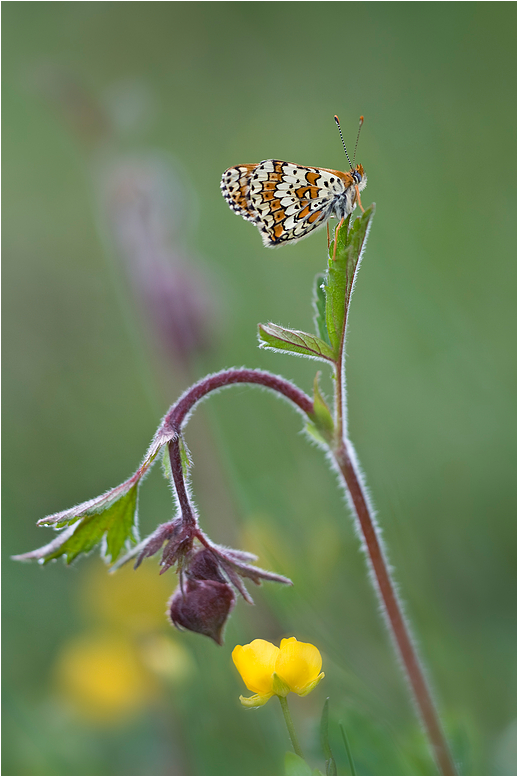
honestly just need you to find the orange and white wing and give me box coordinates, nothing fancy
[220,164,258,222]
[246,161,345,247]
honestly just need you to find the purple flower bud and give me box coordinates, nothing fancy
[186,548,226,583]
[168,560,236,646]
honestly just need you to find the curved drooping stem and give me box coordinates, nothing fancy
[163,368,314,433]
[163,368,313,522]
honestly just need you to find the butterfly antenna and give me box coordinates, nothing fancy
[353,116,364,164]
[334,115,353,170]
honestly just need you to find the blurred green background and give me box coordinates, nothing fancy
[3,3,515,775]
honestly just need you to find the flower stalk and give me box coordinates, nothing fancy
[278,695,304,760]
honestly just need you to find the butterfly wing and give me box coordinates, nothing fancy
[220,164,258,222]
[220,160,354,247]
[246,161,345,247]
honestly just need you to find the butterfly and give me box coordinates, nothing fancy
[220,116,366,249]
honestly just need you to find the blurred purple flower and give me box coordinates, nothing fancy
[100,155,219,367]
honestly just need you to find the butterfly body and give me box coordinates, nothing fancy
[221,159,366,247]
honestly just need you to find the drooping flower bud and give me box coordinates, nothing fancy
[186,548,227,582]
[168,549,236,645]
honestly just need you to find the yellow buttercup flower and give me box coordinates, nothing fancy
[232,637,324,708]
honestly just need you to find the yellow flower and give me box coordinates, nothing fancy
[232,637,324,708]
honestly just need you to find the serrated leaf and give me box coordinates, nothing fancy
[320,698,337,776]
[324,205,375,352]
[284,751,313,776]
[51,484,138,565]
[313,274,331,347]
[259,323,335,363]
[35,427,174,530]
[12,427,177,567]
[14,485,139,566]
[103,485,139,562]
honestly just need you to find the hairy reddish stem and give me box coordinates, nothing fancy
[164,367,313,531]
[333,442,456,775]
[168,438,197,527]
[163,368,313,432]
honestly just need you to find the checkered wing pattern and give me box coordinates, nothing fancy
[220,164,257,222]
[221,159,365,247]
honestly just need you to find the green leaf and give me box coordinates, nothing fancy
[339,722,356,776]
[103,485,139,562]
[284,751,313,776]
[308,372,334,444]
[259,323,336,363]
[305,420,328,447]
[313,274,331,347]
[13,426,176,568]
[324,205,375,352]
[36,428,173,531]
[161,444,173,482]
[178,436,193,477]
[320,698,337,776]
[15,485,139,566]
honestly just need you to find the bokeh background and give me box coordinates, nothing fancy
[3,3,516,776]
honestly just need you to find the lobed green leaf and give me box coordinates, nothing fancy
[14,484,139,566]
[13,426,176,567]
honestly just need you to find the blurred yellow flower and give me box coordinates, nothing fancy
[232,637,324,708]
[79,560,173,634]
[55,633,152,722]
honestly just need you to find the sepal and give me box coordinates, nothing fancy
[297,672,325,697]
[272,672,291,697]
[239,692,273,708]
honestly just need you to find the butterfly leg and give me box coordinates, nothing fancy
[332,218,344,262]
[327,222,330,249]
[355,185,365,213]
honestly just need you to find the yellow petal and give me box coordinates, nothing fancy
[232,639,279,694]
[239,692,273,708]
[275,638,323,695]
